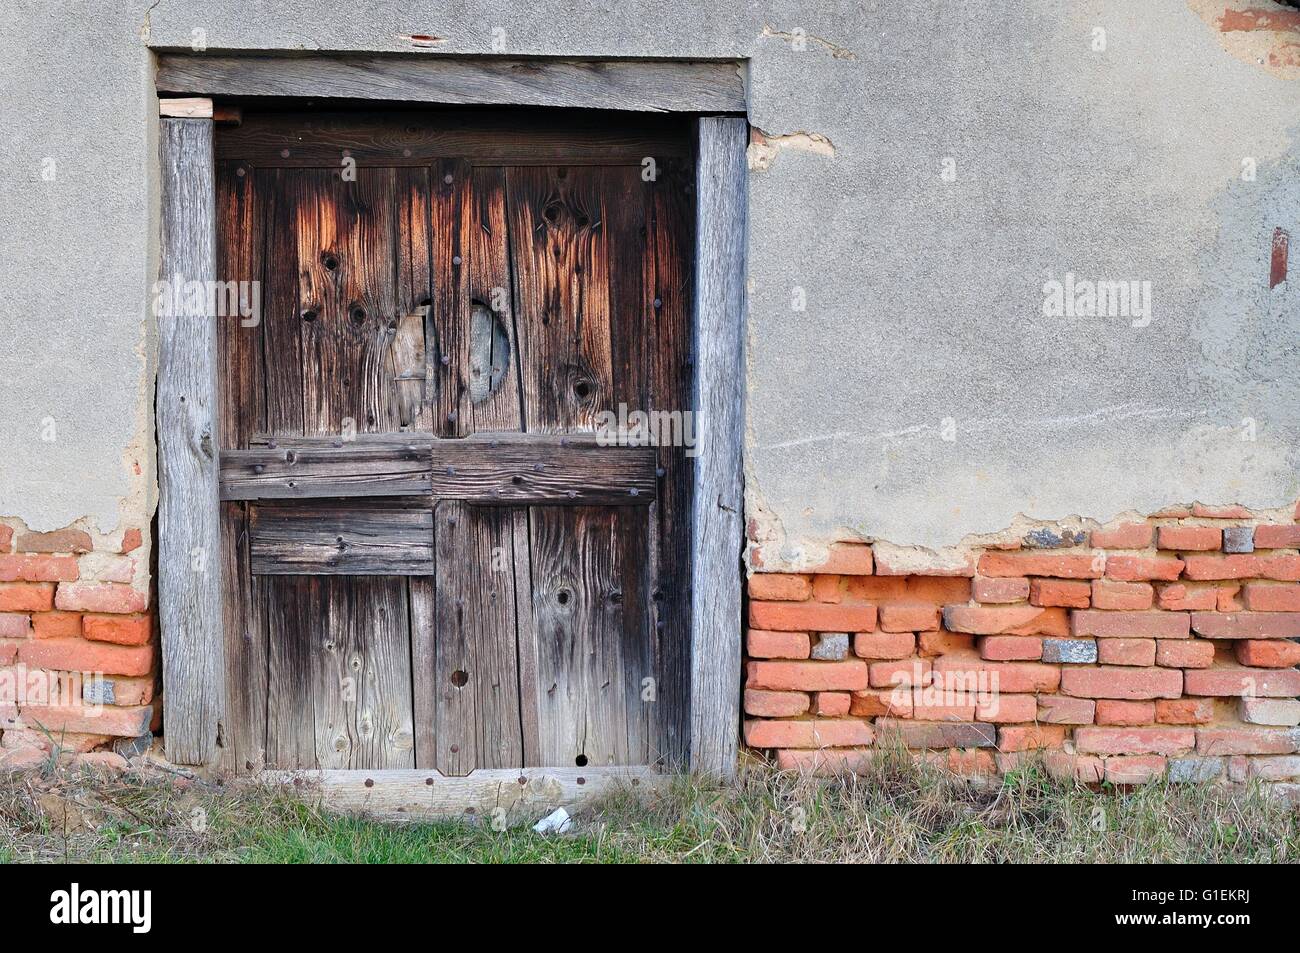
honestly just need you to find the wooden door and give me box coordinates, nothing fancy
[213,111,694,775]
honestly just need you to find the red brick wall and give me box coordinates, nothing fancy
[745,505,1300,785]
[0,521,156,767]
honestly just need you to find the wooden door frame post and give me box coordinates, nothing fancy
[154,60,748,776]
[157,106,226,764]
[688,117,747,778]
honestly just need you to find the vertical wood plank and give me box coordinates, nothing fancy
[648,156,696,768]
[467,166,524,432]
[410,575,437,768]
[264,575,320,768]
[158,117,225,765]
[215,162,265,448]
[259,168,305,436]
[429,159,471,437]
[218,501,267,772]
[689,117,747,778]
[432,501,525,775]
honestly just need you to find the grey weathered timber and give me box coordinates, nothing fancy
[258,766,664,820]
[157,118,224,765]
[219,442,433,500]
[688,117,747,778]
[157,55,746,114]
[221,433,658,504]
[248,500,435,575]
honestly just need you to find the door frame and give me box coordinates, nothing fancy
[154,55,748,780]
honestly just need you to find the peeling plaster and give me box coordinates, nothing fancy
[747,127,835,172]
[1187,0,1300,79]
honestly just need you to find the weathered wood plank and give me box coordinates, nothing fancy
[259,168,305,435]
[467,165,523,432]
[157,117,225,765]
[410,576,437,769]
[432,502,525,776]
[159,55,746,114]
[249,500,435,575]
[223,435,657,503]
[218,501,268,773]
[429,159,471,437]
[216,110,691,167]
[264,575,321,769]
[314,577,416,769]
[689,118,747,779]
[258,766,664,821]
[215,161,265,449]
[219,442,433,499]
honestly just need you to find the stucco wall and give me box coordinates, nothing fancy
[1,0,1296,561]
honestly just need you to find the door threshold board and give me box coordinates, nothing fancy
[252,766,666,820]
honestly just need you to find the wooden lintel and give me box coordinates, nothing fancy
[159,96,213,118]
[256,766,664,820]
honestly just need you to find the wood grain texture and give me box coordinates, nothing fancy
[159,55,745,114]
[432,502,525,775]
[219,442,433,499]
[216,111,691,167]
[260,766,664,821]
[158,117,225,765]
[249,499,435,575]
[219,501,268,772]
[688,118,747,778]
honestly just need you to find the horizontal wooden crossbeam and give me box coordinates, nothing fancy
[220,433,658,504]
[249,499,435,575]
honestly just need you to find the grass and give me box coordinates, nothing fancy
[0,748,1296,863]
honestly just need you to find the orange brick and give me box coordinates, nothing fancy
[0,614,31,639]
[873,549,974,577]
[15,703,151,738]
[878,603,939,632]
[0,525,11,553]
[1252,525,1300,548]
[942,605,1068,636]
[747,574,811,601]
[815,692,851,716]
[1155,639,1214,669]
[1091,579,1153,610]
[1156,583,1216,611]
[1097,638,1156,667]
[1104,755,1166,784]
[1090,523,1153,549]
[1044,751,1105,783]
[1076,727,1193,755]
[1234,639,1300,668]
[813,544,874,575]
[16,638,153,677]
[1183,667,1300,697]
[0,554,78,583]
[998,725,1066,752]
[744,718,874,749]
[82,613,151,647]
[1059,666,1182,700]
[1190,611,1300,639]
[743,689,810,717]
[1094,700,1155,725]
[1071,610,1190,639]
[30,611,81,640]
[1029,578,1091,608]
[1105,555,1184,581]
[810,575,843,603]
[931,657,1061,693]
[0,584,55,612]
[868,659,930,689]
[849,688,912,718]
[1216,585,1243,612]
[975,693,1036,723]
[972,576,1029,603]
[747,629,810,659]
[54,582,148,614]
[1036,695,1095,724]
[978,552,1102,579]
[1196,727,1300,755]
[16,529,91,554]
[1155,698,1214,725]
[1183,554,1300,581]
[745,660,869,692]
[910,698,977,721]
[902,577,973,603]
[775,748,875,774]
[749,601,877,632]
[852,631,915,659]
[917,629,975,656]
[120,528,143,554]
[979,636,1042,661]
[1156,525,1221,551]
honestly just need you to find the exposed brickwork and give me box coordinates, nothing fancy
[0,519,155,762]
[745,506,1300,785]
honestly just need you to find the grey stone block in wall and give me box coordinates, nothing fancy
[811,632,850,661]
[1042,638,1098,664]
[1167,757,1225,783]
[83,679,116,705]
[112,732,153,759]
[1222,526,1255,554]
